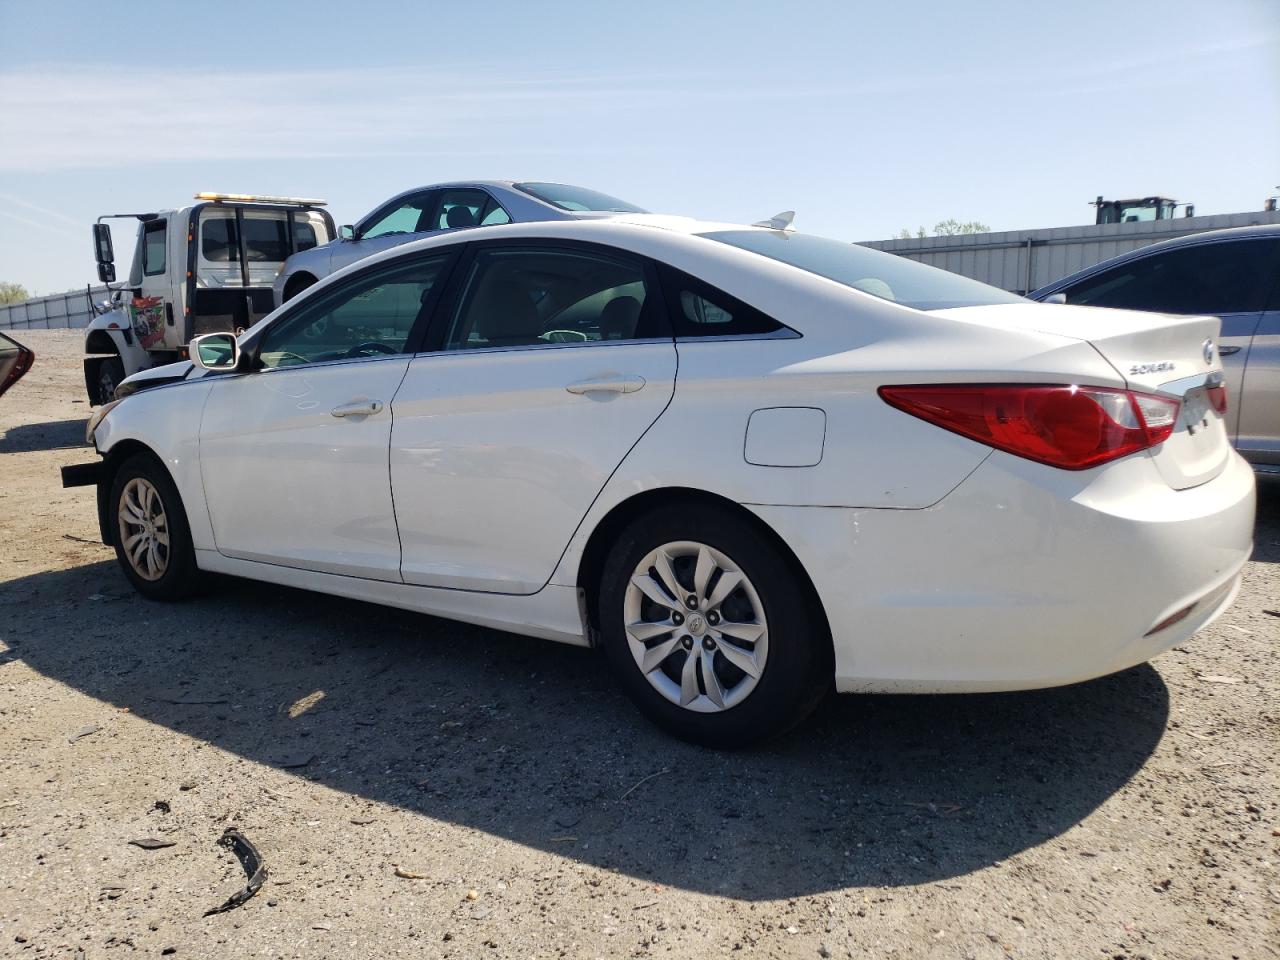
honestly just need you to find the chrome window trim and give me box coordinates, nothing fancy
[675,328,802,344]
[257,351,412,374]
[416,336,674,359]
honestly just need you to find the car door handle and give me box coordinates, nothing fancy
[1217,345,1242,356]
[330,400,384,418]
[565,375,646,395]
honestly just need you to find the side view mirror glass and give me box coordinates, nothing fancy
[97,262,116,283]
[340,224,356,240]
[93,223,114,264]
[190,332,241,371]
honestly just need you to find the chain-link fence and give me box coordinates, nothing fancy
[0,287,108,331]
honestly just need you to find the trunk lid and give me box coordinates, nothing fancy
[935,303,1230,489]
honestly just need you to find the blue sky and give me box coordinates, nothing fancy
[1,0,1277,294]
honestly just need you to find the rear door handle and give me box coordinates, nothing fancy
[565,375,646,395]
[330,399,384,418]
[1217,345,1242,356]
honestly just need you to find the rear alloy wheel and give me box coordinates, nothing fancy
[599,504,829,747]
[624,541,769,713]
[109,453,199,600]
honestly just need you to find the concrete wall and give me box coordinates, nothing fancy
[0,287,109,331]
[861,210,1280,294]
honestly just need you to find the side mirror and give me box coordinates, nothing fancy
[340,224,357,240]
[93,223,115,264]
[97,262,116,283]
[1043,293,1067,304]
[190,332,241,371]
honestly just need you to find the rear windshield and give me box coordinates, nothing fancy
[202,216,319,263]
[702,230,1026,311]
[514,182,645,214]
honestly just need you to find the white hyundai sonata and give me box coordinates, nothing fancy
[63,214,1256,746]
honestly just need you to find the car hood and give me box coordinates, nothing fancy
[116,359,199,398]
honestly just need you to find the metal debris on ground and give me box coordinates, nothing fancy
[203,827,267,917]
[68,724,100,743]
[618,767,670,801]
[129,838,177,850]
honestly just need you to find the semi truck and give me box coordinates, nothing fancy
[83,193,335,403]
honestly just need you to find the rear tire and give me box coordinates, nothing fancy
[597,502,830,748]
[108,453,200,601]
[96,356,124,405]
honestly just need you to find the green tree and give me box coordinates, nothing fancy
[896,226,927,239]
[933,219,991,236]
[0,281,29,305]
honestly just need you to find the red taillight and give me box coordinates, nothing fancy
[3,348,33,386]
[1206,381,1228,415]
[878,384,1181,470]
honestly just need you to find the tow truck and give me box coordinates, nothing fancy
[83,193,335,403]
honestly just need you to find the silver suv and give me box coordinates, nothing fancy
[272,181,644,306]
[1032,225,1280,478]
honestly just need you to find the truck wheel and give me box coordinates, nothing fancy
[108,452,199,601]
[96,357,125,405]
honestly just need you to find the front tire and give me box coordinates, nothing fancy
[108,453,199,601]
[597,503,830,747]
[96,356,125,405]
[283,273,316,303]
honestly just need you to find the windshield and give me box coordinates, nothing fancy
[702,230,1026,311]
[514,182,645,213]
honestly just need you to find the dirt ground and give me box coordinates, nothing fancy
[0,329,1277,960]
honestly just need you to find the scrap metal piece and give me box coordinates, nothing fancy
[203,827,267,917]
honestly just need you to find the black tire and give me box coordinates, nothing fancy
[597,502,830,748]
[96,356,125,405]
[283,273,316,302]
[108,452,200,601]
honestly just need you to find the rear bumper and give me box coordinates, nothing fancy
[750,449,1256,693]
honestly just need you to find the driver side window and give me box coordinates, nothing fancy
[259,256,449,368]
[360,192,435,239]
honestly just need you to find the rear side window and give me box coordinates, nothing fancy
[142,220,167,276]
[201,217,317,263]
[1062,238,1280,315]
[432,189,511,231]
[443,246,666,350]
[658,264,787,338]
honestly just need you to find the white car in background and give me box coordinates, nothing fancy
[64,215,1255,746]
[272,180,645,305]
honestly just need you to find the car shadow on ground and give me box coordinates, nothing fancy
[4,558,1174,900]
[0,418,87,454]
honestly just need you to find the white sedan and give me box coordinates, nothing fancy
[63,215,1256,745]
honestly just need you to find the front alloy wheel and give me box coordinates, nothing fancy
[625,541,768,712]
[117,476,170,581]
[109,452,199,601]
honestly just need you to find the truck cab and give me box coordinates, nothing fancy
[83,194,335,403]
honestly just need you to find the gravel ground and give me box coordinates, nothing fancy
[1,329,1277,960]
